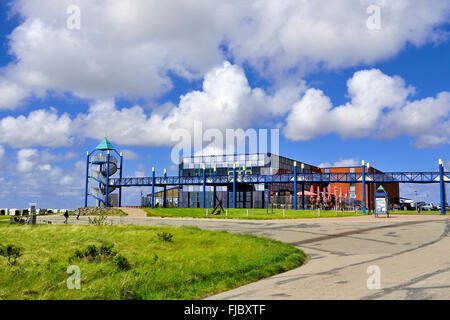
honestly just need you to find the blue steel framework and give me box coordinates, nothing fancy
[85,140,123,207]
[105,160,448,214]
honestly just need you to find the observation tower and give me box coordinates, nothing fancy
[84,135,123,207]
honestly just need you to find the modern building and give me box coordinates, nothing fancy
[142,153,399,210]
[324,166,399,211]
[141,187,179,208]
[175,153,317,209]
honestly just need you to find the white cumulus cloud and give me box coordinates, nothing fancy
[0,0,448,109]
[75,62,304,146]
[284,69,450,147]
[17,148,38,172]
[0,107,73,148]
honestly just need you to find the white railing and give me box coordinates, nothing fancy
[90,154,118,165]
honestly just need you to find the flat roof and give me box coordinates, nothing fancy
[181,153,318,168]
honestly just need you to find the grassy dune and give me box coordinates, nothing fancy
[0,223,305,300]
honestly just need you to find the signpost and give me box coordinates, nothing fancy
[375,185,389,218]
[29,203,37,225]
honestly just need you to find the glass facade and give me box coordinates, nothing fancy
[178,153,317,208]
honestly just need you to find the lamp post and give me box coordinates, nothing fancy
[233,163,237,209]
[367,162,371,213]
[84,151,90,208]
[439,159,446,215]
[361,160,366,214]
[163,169,167,208]
[301,163,305,210]
[151,167,155,209]
[202,164,206,209]
[293,162,297,210]
[414,190,418,213]
[119,152,123,207]
[213,166,217,208]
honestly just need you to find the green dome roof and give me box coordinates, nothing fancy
[96,137,116,151]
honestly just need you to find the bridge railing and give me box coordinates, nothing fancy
[108,171,448,186]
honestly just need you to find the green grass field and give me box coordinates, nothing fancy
[0,223,305,300]
[392,210,444,214]
[144,207,363,219]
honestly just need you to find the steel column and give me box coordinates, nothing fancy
[293,162,297,210]
[118,152,123,207]
[84,152,90,208]
[233,163,237,209]
[362,160,366,214]
[301,164,305,210]
[439,159,446,215]
[151,167,155,209]
[105,151,111,207]
[163,169,167,208]
[243,166,246,209]
[367,163,371,213]
[202,165,206,208]
[213,167,217,207]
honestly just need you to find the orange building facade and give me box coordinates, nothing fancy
[322,166,399,210]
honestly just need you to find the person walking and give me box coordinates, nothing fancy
[63,211,69,224]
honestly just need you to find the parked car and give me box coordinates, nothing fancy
[436,204,450,211]
[419,203,436,211]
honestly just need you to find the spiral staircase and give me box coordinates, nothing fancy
[86,137,122,207]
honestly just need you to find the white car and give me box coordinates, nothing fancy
[420,203,435,211]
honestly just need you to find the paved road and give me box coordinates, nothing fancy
[38,214,450,300]
[116,207,147,218]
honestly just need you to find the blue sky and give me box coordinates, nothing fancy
[0,1,448,209]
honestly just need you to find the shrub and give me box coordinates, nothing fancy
[157,232,174,243]
[0,244,24,265]
[88,216,111,226]
[84,245,99,259]
[100,244,117,258]
[120,287,141,300]
[70,244,118,263]
[113,254,131,271]
[10,217,26,225]
[69,249,84,262]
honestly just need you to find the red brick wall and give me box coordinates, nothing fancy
[322,167,399,210]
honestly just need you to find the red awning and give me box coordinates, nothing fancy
[297,191,316,196]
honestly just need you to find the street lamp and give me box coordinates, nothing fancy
[414,190,418,212]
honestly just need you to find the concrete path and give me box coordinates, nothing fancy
[37,214,450,300]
